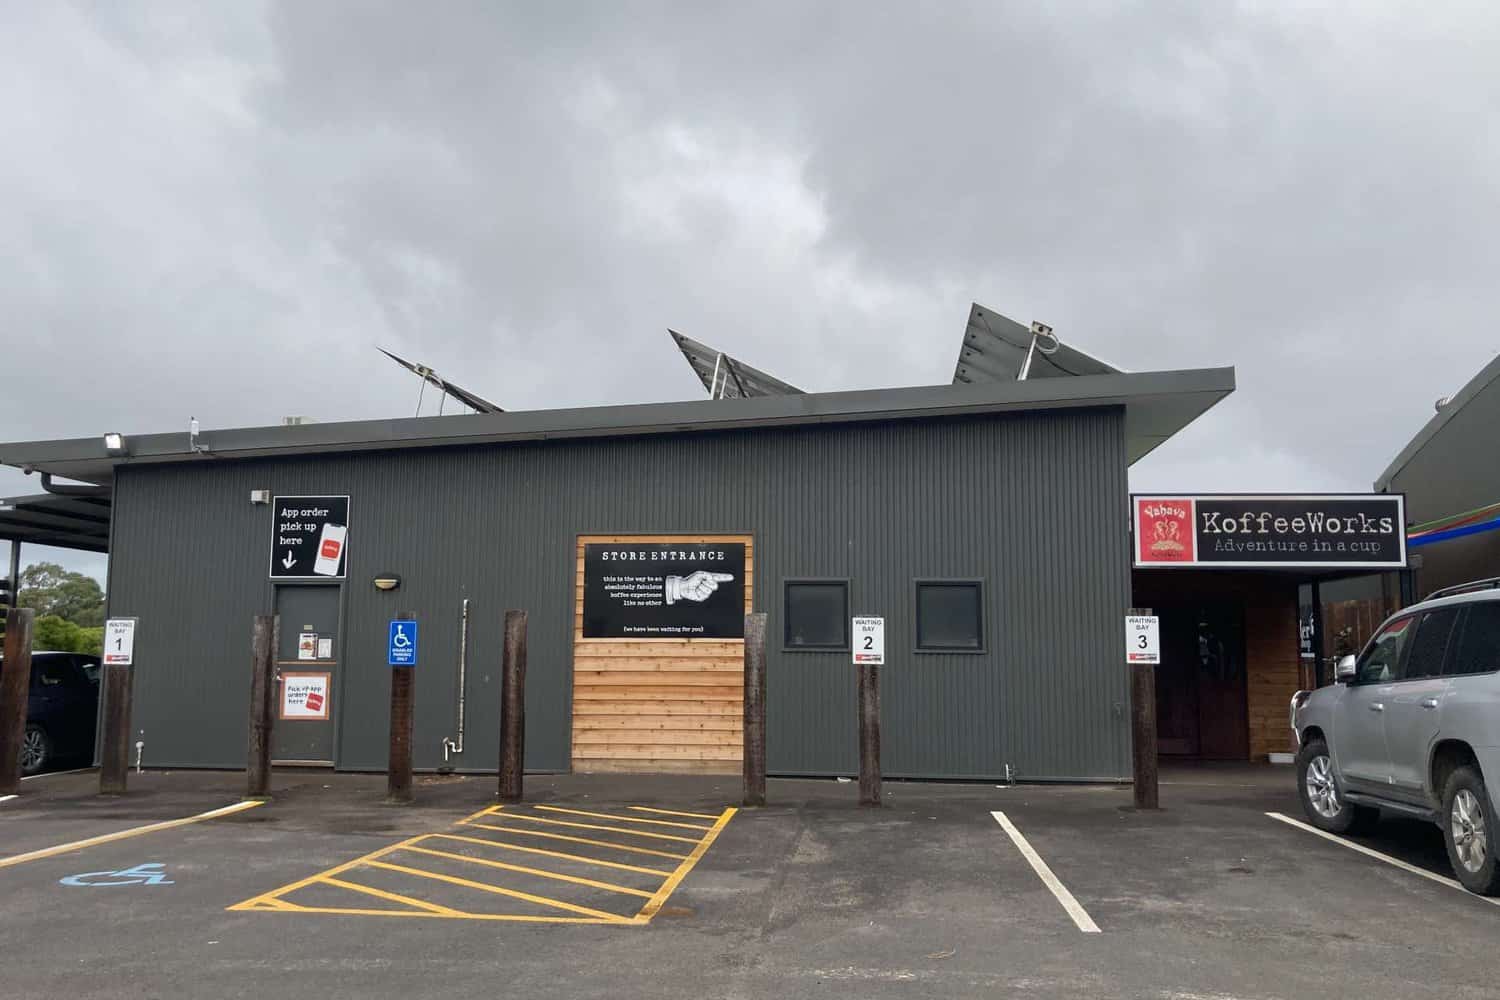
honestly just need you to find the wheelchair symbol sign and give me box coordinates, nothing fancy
[388,619,418,666]
[60,862,174,887]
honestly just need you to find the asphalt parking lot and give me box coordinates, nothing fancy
[2,765,1498,999]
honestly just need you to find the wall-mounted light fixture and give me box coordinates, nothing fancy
[373,575,402,592]
[103,432,127,456]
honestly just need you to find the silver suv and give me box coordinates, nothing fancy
[1291,578,1500,895]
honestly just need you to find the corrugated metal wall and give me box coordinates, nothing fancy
[108,407,1132,780]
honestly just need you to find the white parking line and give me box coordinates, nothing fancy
[991,810,1101,933]
[22,767,95,781]
[1266,812,1500,907]
[0,795,15,805]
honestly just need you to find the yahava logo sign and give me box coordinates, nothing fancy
[1133,494,1407,569]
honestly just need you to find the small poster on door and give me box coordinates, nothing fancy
[297,633,318,660]
[281,672,331,720]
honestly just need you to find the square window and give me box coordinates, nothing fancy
[784,580,849,650]
[916,581,984,652]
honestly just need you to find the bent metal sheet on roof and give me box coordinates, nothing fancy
[952,304,1120,384]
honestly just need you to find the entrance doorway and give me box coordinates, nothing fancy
[272,585,341,765]
[1155,604,1248,760]
[570,534,752,773]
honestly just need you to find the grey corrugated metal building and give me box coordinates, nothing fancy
[1,368,1233,782]
[1376,353,1500,598]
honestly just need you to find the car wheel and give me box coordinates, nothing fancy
[1442,766,1500,895]
[20,724,51,776]
[1297,737,1378,834]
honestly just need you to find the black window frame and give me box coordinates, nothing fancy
[781,578,851,652]
[913,578,986,654]
[1400,607,1462,681]
[1355,614,1415,684]
[1446,603,1500,677]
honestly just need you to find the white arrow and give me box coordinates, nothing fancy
[281,551,296,569]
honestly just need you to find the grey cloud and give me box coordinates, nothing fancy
[3,1,1497,584]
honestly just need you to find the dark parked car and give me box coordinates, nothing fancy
[0,650,100,775]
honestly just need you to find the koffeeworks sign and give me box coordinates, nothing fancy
[1133,494,1406,569]
[582,542,745,638]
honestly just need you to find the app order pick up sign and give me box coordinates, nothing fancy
[269,495,350,579]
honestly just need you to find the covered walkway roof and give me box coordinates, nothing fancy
[0,493,111,553]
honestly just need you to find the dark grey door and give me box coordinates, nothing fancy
[272,585,341,764]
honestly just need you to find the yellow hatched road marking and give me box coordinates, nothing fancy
[427,832,672,877]
[400,843,656,898]
[628,806,722,821]
[231,801,736,924]
[229,834,426,911]
[458,821,691,860]
[365,859,632,922]
[484,811,701,844]
[242,905,613,923]
[320,875,461,915]
[533,805,713,832]
[634,806,737,924]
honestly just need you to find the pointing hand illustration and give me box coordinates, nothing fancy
[666,571,735,604]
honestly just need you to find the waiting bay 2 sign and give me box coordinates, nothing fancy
[582,542,745,638]
[1133,494,1407,569]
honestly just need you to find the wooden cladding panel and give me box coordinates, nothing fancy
[571,534,751,774]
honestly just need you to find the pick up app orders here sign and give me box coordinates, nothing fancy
[1133,494,1407,570]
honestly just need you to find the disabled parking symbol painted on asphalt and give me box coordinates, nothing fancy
[60,862,175,887]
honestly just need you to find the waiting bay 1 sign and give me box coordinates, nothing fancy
[1132,494,1407,569]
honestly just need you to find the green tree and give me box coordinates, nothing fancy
[33,614,86,653]
[18,562,106,628]
[77,626,104,656]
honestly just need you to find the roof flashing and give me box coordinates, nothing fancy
[0,367,1234,486]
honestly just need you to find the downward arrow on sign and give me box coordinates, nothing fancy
[281,551,296,569]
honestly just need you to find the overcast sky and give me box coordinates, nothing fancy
[3,2,1497,586]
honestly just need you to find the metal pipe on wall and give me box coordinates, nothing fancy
[443,599,469,762]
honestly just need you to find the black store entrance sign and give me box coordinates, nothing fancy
[582,542,745,638]
[270,495,350,579]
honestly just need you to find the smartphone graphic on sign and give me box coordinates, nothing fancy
[313,523,347,576]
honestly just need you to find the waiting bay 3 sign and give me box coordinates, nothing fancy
[269,496,350,579]
[582,542,745,638]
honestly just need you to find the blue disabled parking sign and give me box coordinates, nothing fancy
[388,619,418,667]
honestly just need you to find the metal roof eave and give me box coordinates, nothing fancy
[0,367,1235,485]
[1375,352,1500,493]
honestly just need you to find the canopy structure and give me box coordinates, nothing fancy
[0,493,111,553]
